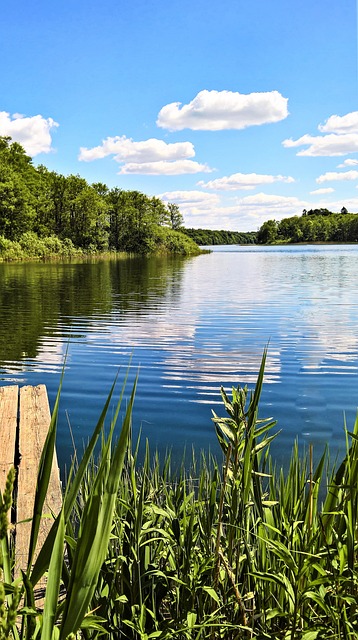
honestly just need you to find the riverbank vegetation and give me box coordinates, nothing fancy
[182,228,257,246]
[0,136,200,260]
[1,353,357,638]
[258,207,358,244]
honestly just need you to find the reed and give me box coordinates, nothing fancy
[0,351,357,638]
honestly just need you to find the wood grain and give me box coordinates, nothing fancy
[0,385,18,499]
[16,385,62,576]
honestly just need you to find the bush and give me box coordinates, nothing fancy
[153,226,202,255]
[0,235,23,261]
[19,231,46,256]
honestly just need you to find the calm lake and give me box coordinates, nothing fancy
[1,244,358,469]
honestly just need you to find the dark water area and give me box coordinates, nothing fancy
[1,244,358,470]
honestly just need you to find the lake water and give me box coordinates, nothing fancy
[1,244,358,469]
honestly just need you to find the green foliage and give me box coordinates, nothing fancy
[167,202,184,230]
[0,233,83,261]
[256,219,278,244]
[153,226,202,255]
[0,137,202,258]
[258,209,358,244]
[1,354,358,637]
[183,227,257,245]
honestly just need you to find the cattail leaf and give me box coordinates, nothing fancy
[31,365,130,586]
[59,377,136,639]
[41,505,65,640]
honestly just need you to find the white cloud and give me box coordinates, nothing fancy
[79,134,213,175]
[158,190,306,231]
[79,135,195,162]
[119,160,212,175]
[316,170,358,184]
[157,89,288,131]
[319,111,358,134]
[283,111,358,157]
[236,192,303,211]
[198,171,295,191]
[310,187,335,195]
[282,133,358,157]
[159,190,220,209]
[0,111,58,155]
[337,158,358,168]
[304,197,358,213]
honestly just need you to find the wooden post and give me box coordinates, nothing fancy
[0,386,18,519]
[0,384,62,606]
[0,386,18,495]
[16,385,62,575]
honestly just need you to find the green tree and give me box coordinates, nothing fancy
[257,219,278,244]
[167,203,184,230]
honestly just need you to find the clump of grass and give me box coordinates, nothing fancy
[0,351,357,638]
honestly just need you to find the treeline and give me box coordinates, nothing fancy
[183,227,257,245]
[0,136,200,258]
[257,208,358,244]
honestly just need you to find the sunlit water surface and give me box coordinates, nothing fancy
[1,244,358,469]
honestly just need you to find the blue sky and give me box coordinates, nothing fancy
[1,0,358,231]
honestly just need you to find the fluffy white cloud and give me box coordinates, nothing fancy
[158,190,306,231]
[157,89,288,131]
[79,135,212,175]
[79,135,195,163]
[198,171,295,191]
[283,111,358,157]
[310,187,335,195]
[316,170,358,184]
[314,196,358,211]
[159,190,220,209]
[319,111,358,134]
[119,160,212,175]
[236,192,303,211]
[337,158,358,168]
[0,111,58,155]
[230,193,307,229]
[282,133,358,157]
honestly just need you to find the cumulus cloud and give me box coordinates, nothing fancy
[0,111,58,155]
[337,158,358,168]
[119,160,212,175]
[319,111,358,134]
[283,111,358,157]
[79,135,195,162]
[157,190,306,231]
[158,190,230,228]
[197,171,295,191]
[236,192,303,211]
[316,170,358,184]
[159,190,220,209]
[310,187,335,195]
[157,89,288,131]
[314,196,358,212]
[79,134,212,175]
[282,133,358,157]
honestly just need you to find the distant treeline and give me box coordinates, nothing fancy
[0,136,200,258]
[182,227,257,245]
[257,208,358,244]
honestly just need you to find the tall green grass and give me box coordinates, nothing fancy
[0,351,357,638]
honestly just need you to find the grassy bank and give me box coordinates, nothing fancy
[0,229,203,262]
[1,353,357,638]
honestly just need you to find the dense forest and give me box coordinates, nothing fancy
[182,227,257,245]
[257,207,358,244]
[5,134,357,257]
[0,136,200,259]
